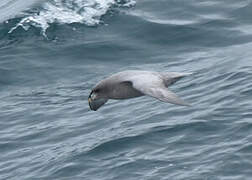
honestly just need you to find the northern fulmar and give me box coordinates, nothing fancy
[88,70,191,111]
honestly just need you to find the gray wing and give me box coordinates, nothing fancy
[129,74,190,106]
[137,86,189,106]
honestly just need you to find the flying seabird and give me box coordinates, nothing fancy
[88,70,191,111]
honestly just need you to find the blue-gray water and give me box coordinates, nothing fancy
[1,0,252,179]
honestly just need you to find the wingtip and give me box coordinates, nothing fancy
[176,100,191,107]
[166,72,194,78]
[183,102,191,107]
[182,72,194,76]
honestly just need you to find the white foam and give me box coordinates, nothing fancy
[0,0,42,23]
[9,0,135,36]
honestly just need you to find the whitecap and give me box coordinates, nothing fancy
[9,0,135,36]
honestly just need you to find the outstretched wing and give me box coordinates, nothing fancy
[129,74,190,106]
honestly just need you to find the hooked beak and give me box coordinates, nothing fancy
[88,96,93,107]
[88,91,96,110]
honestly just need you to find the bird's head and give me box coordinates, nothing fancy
[88,87,108,111]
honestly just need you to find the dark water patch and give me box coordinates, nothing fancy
[84,120,224,158]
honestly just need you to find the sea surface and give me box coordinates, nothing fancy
[1,0,252,179]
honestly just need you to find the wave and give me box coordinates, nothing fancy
[0,0,43,23]
[8,0,135,36]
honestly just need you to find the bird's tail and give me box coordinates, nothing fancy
[161,72,192,86]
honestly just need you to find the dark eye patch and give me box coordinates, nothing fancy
[94,88,100,93]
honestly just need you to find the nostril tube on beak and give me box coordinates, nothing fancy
[91,93,97,100]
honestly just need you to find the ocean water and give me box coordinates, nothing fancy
[1,0,252,179]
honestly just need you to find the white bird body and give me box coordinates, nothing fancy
[88,70,191,111]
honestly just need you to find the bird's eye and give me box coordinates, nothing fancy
[94,89,100,93]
